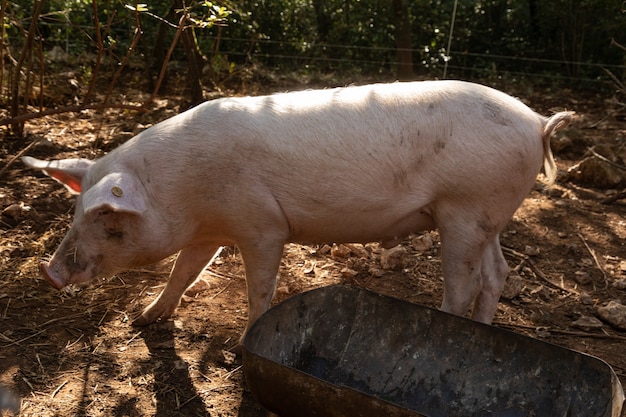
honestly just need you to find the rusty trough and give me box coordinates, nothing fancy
[242,285,624,417]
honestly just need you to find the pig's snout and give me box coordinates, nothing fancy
[39,261,65,289]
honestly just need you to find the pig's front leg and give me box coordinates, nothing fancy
[133,244,221,326]
[238,240,285,340]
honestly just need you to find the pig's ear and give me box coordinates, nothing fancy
[82,172,147,215]
[22,156,94,195]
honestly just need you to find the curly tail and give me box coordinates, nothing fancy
[542,111,573,185]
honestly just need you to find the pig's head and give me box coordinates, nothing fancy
[23,156,152,289]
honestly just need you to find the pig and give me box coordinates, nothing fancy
[23,80,572,338]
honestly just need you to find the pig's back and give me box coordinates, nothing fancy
[207,80,546,197]
[119,81,547,243]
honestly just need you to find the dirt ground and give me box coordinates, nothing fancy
[1,82,626,417]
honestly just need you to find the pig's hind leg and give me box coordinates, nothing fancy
[437,209,507,324]
[470,236,509,323]
[133,244,221,326]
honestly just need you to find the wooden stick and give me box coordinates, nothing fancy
[577,233,608,284]
[0,139,37,177]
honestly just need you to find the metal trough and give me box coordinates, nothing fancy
[243,285,624,417]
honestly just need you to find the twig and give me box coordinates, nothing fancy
[38,311,89,328]
[602,188,626,204]
[501,246,577,294]
[586,104,626,128]
[204,269,240,281]
[2,329,46,348]
[97,306,110,326]
[142,11,186,108]
[222,364,242,380]
[611,37,626,53]
[210,277,236,299]
[103,5,142,106]
[0,102,146,127]
[497,322,626,341]
[176,394,199,410]
[577,233,608,284]
[82,0,112,105]
[602,66,626,92]
[0,140,38,177]
[125,331,142,345]
[587,147,626,171]
[9,0,44,136]
[50,380,68,399]
[21,377,34,391]
[65,334,84,349]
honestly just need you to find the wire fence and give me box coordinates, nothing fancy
[20,16,626,88]
[207,36,626,87]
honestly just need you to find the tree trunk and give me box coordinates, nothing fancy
[149,1,206,106]
[180,26,205,106]
[392,0,413,81]
[10,0,44,136]
[313,0,332,43]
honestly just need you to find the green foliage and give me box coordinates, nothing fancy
[213,0,625,83]
[2,0,625,93]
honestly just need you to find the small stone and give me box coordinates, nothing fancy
[368,267,385,278]
[185,278,210,296]
[571,315,604,331]
[597,301,626,330]
[331,244,352,258]
[340,267,358,277]
[276,286,290,296]
[501,273,523,300]
[613,278,626,290]
[566,156,625,188]
[302,261,315,274]
[345,243,369,258]
[380,246,408,270]
[2,202,31,220]
[222,350,236,366]
[411,233,433,252]
[535,326,551,338]
[317,244,332,255]
[524,245,540,256]
[573,270,592,285]
[579,292,594,305]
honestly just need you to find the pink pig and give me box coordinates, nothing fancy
[23,81,572,337]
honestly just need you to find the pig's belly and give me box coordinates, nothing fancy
[287,207,436,246]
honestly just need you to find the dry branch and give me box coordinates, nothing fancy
[602,189,626,204]
[103,6,143,106]
[143,11,186,108]
[0,102,146,128]
[502,246,578,295]
[0,139,37,177]
[497,321,626,342]
[586,147,626,171]
[9,0,44,136]
[577,232,608,284]
[611,37,626,53]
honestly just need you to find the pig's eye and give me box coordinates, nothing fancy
[98,209,111,216]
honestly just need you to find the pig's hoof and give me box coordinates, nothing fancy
[132,313,160,327]
[133,300,177,326]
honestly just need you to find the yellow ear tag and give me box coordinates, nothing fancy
[111,186,124,197]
